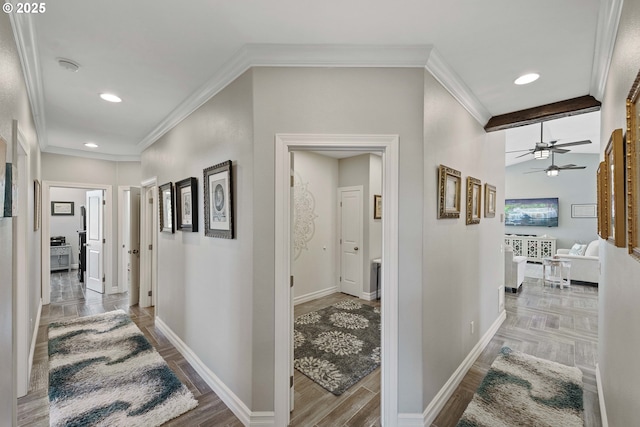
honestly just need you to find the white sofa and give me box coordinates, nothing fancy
[505,245,527,292]
[555,240,599,285]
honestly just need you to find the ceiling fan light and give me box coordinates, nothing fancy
[546,169,559,177]
[533,149,550,160]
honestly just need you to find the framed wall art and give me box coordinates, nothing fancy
[34,179,40,231]
[626,67,640,260]
[175,177,198,232]
[484,183,496,218]
[605,128,625,247]
[466,176,482,225]
[204,160,234,239]
[597,161,608,239]
[437,164,461,219]
[373,194,382,219]
[51,201,74,216]
[571,204,597,218]
[159,182,174,233]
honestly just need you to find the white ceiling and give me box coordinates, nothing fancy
[9,0,616,160]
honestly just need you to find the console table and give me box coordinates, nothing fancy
[504,235,556,263]
[51,244,72,272]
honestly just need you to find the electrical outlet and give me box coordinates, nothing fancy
[470,320,475,335]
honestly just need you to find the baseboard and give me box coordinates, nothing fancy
[27,299,42,381]
[155,316,275,426]
[397,310,507,426]
[360,290,378,301]
[294,286,337,305]
[596,363,609,427]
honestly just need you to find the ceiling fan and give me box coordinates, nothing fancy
[525,151,586,176]
[506,122,592,160]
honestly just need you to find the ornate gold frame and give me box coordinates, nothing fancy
[466,176,482,225]
[484,183,496,218]
[597,161,608,239]
[605,129,625,247]
[437,164,461,219]
[626,69,640,260]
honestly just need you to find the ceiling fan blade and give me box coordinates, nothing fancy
[505,149,533,153]
[557,164,576,168]
[558,166,587,170]
[553,139,592,148]
[515,152,533,158]
[549,148,570,154]
[524,170,545,174]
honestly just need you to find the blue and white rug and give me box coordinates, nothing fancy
[48,310,198,427]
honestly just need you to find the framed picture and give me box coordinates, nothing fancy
[571,204,597,218]
[159,182,174,233]
[626,68,640,260]
[373,194,382,219]
[34,179,40,231]
[605,129,625,247]
[466,176,482,225]
[175,177,198,232]
[437,164,461,219]
[484,183,496,218]
[597,161,608,239]
[51,201,74,216]
[204,160,234,239]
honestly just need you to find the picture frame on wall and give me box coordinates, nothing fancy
[437,164,461,219]
[34,179,40,231]
[626,68,640,260]
[571,204,597,218]
[51,201,74,216]
[204,160,234,239]
[373,194,382,219]
[605,128,625,247]
[159,182,174,233]
[175,177,198,232]
[597,161,608,239]
[466,176,482,225]
[484,183,496,218]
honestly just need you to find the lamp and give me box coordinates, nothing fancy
[533,148,550,160]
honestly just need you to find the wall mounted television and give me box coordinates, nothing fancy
[505,197,559,227]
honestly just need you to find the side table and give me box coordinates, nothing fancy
[542,257,571,289]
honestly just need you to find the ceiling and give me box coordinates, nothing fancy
[9,0,617,161]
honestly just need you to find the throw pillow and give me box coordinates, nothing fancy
[569,243,587,256]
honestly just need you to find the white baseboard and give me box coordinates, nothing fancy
[360,290,378,301]
[398,310,507,426]
[596,363,608,427]
[27,299,42,381]
[155,316,275,426]
[294,286,337,305]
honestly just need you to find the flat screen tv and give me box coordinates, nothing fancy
[505,197,559,227]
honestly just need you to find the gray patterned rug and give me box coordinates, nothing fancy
[457,347,584,427]
[294,300,380,395]
[48,310,198,427]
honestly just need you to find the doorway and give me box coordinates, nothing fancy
[118,186,141,305]
[139,177,158,309]
[274,134,400,426]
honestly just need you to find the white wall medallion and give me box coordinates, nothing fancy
[293,171,317,260]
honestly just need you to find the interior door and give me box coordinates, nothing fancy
[289,152,295,411]
[339,187,363,297]
[128,188,141,306]
[86,189,104,293]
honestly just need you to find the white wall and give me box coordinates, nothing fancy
[505,153,599,249]
[597,1,640,424]
[292,151,338,302]
[50,187,86,265]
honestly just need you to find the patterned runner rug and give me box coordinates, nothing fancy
[48,310,198,427]
[294,300,380,396]
[457,347,584,427]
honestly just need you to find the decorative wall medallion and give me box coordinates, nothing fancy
[293,171,318,260]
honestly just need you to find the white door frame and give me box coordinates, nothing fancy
[139,177,158,309]
[41,181,113,305]
[275,134,399,426]
[337,185,364,297]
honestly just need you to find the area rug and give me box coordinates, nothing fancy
[457,347,583,427]
[48,310,198,427]
[294,300,380,395]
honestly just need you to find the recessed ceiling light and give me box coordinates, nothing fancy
[84,142,99,148]
[99,93,122,103]
[57,58,80,72]
[514,73,540,85]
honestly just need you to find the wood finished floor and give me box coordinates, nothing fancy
[17,270,242,427]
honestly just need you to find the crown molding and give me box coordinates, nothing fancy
[138,44,490,151]
[43,146,140,162]
[590,0,624,100]
[9,8,48,150]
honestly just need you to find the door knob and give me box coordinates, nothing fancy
[132,249,139,254]
[354,247,359,251]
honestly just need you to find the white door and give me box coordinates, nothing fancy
[339,187,363,297]
[86,189,104,293]
[128,188,141,306]
[289,153,295,410]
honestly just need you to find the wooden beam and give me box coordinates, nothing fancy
[484,95,601,132]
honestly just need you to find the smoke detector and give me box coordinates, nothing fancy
[57,58,80,72]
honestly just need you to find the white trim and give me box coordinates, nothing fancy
[42,181,113,304]
[155,317,275,426]
[27,299,42,383]
[275,134,399,426]
[139,177,157,309]
[361,290,378,301]
[596,363,609,427]
[397,414,425,427]
[399,310,507,426]
[43,146,140,162]
[293,286,338,306]
[590,0,624,100]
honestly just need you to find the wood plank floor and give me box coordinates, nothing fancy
[17,270,242,427]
